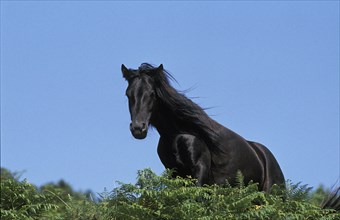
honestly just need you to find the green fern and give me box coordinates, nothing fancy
[235,170,245,189]
[1,167,339,219]
[285,180,313,201]
[0,178,59,220]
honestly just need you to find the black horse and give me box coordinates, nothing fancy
[122,63,285,192]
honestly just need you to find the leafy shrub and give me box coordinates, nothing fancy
[1,167,339,219]
[104,169,339,220]
[0,173,58,219]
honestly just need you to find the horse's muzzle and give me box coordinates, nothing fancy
[130,122,148,139]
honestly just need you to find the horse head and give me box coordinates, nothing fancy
[121,64,163,139]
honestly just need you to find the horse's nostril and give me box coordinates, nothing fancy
[142,123,147,131]
[130,123,133,130]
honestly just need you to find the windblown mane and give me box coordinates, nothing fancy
[139,63,221,148]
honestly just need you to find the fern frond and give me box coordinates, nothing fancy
[285,180,313,201]
[235,170,245,189]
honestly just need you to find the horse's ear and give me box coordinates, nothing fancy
[121,64,130,79]
[156,64,163,73]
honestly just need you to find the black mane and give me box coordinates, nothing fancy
[139,63,220,148]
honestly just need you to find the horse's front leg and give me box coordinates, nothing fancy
[173,134,211,186]
[194,157,210,186]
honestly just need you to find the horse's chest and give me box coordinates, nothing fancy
[157,136,192,170]
[157,141,181,169]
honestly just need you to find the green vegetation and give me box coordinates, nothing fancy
[1,167,339,219]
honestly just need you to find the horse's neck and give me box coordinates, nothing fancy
[150,101,221,139]
[150,103,183,137]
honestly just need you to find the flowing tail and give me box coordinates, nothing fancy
[321,186,340,211]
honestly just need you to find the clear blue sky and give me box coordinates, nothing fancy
[1,1,339,193]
